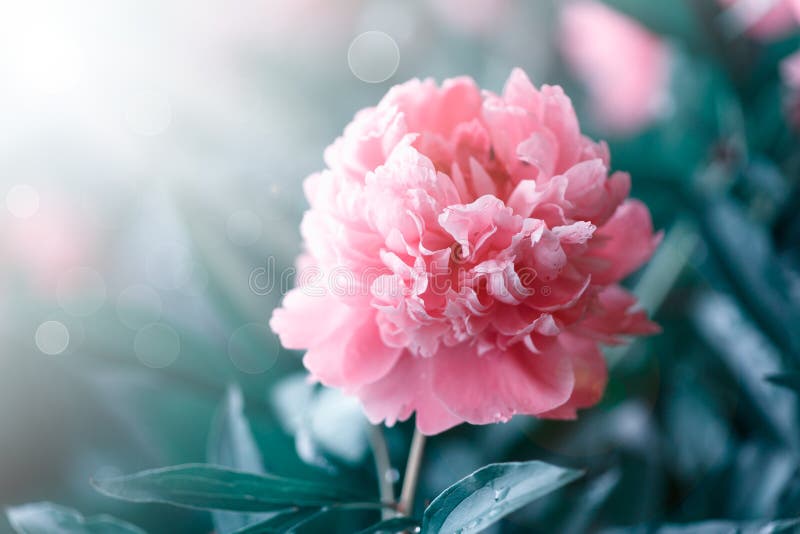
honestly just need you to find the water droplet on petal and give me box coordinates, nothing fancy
[494,486,509,501]
[492,411,510,423]
[465,518,482,531]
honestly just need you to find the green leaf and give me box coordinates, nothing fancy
[6,502,146,534]
[230,508,320,533]
[766,373,800,393]
[559,469,621,534]
[208,385,265,473]
[602,517,800,533]
[421,461,583,533]
[355,516,420,534]
[692,291,798,447]
[271,374,369,469]
[233,505,406,534]
[208,386,273,533]
[92,464,366,512]
[698,197,800,358]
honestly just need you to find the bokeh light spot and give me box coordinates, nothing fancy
[228,323,278,375]
[5,185,40,219]
[35,320,70,355]
[134,323,180,368]
[347,31,400,83]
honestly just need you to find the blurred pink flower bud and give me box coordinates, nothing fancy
[718,0,800,40]
[428,0,509,35]
[560,0,672,136]
[781,50,800,127]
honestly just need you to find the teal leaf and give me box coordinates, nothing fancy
[208,385,265,473]
[560,469,621,534]
[230,507,320,533]
[355,516,420,534]
[207,385,273,533]
[421,461,583,533]
[692,291,798,447]
[92,464,366,512]
[766,373,800,393]
[271,374,368,468]
[699,198,800,358]
[6,502,146,534]
[233,504,405,534]
[602,517,800,533]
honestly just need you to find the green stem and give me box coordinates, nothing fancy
[368,424,397,519]
[398,428,426,517]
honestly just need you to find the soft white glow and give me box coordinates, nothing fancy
[57,267,107,317]
[3,22,85,94]
[227,210,263,246]
[5,184,40,219]
[122,90,173,137]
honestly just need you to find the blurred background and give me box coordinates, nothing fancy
[1,0,799,532]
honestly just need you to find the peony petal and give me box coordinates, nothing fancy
[540,85,582,173]
[553,221,596,245]
[517,130,558,179]
[341,315,403,386]
[358,352,463,435]
[431,76,484,136]
[270,289,352,350]
[584,199,662,284]
[502,68,544,117]
[432,343,575,424]
[538,333,607,419]
[577,285,660,343]
[482,95,539,179]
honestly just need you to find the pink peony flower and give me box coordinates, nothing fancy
[718,0,800,40]
[270,69,661,435]
[560,0,672,136]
